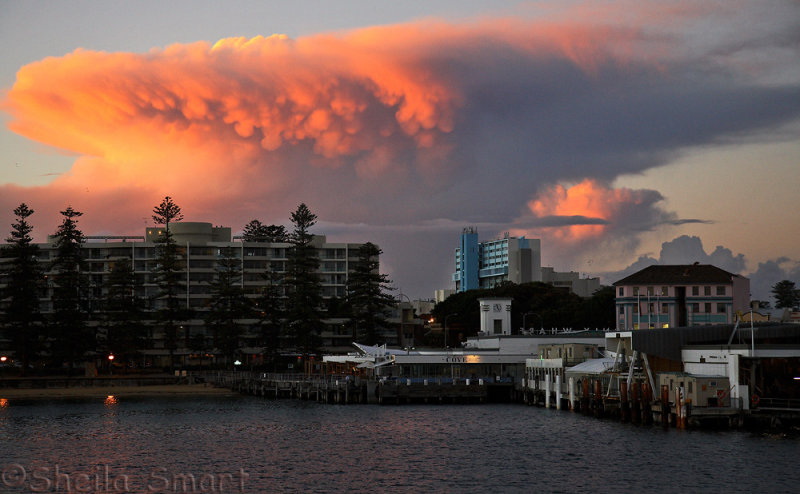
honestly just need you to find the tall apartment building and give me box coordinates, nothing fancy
[1,221,373,359]
[453,228,542,291]
[451,228,600,296]
[613,264,750,330]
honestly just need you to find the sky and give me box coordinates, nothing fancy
[1,0,799,302]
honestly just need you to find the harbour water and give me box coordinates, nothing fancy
[1,395,798,493]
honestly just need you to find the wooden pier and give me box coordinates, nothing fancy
[211,372,516,405]
[211,372,799,432]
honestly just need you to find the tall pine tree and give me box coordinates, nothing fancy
[285,204,322,355]
[1,204,45,374]
[151,197,190,368]
[102,258,145,365]
[50,206,93,372]
[257,262,285,368]
[346,242,395,345]
[205,246,252,364]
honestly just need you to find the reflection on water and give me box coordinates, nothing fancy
[0,398,7,408]
[0,396,798,493]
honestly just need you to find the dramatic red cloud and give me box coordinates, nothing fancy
[515,179,656,242]
[1,17,650,237]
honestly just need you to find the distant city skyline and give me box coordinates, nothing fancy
[1,1,799,300]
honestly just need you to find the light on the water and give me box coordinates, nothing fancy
[105,395,118,405]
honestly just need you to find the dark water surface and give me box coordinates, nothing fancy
[1,395,798,493]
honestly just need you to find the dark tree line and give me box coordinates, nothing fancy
[430,283,617,346]
[0,199,397,372]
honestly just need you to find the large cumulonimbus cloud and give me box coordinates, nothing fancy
[2,1,799,295]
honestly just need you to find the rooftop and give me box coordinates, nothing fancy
[613,264,746,286]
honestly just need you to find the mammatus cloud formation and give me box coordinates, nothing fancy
[2,2,800,296]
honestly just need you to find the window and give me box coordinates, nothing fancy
[661,286,669,296]
[692,286,699,296]
[619,306,624,315]
[649,303,655,314]
[704,286,711,296]
[647,286,654,295]
[662,304,668,314]
[717,303,726,313]
[716,286,726,296]
[633,287,639,295]
[619,287,624,296]
[633,304,639,314]
[704,303,711,313]
[691,303,700,312]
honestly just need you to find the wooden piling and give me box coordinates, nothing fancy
[660,384,670,428]
[630,381,640,425]
[556,374,562,410]
[545,374,551,409]
[641,382,652,425]
[593,379,603,417]
[569,377,576,412]
[581,379,590,414]
[620,381,629,423]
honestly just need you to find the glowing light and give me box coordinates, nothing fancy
[0,398,8,408]
[104,395,118,405]
[108,354,115,361]
[0,356,6,362]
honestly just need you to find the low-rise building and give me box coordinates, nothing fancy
[613,264,750,330]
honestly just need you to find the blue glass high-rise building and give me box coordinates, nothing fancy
[453,228,541,292]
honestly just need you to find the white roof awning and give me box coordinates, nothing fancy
[565,358,616,375]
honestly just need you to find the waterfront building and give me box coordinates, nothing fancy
[338,331,609,382]
[451,228,599,297]
[0,221,375,362]
[605,323,800,409]
[613,264,750,330]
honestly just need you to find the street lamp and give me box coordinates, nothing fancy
[444,313,458,349]
[108,354,114,377]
